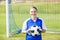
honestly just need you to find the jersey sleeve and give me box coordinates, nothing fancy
[42,19,47,30]
[22,20,27,32]
[39,18,47,30]
[22,18,30,32]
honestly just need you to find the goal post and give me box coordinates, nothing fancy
[6,0,11,38]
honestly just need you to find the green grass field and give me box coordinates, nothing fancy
[0,3,60,40]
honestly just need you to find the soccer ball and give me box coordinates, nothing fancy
[27,26,42,36]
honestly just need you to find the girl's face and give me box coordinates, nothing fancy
[30,8,37,19]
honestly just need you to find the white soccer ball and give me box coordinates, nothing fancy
[27,26,42,36]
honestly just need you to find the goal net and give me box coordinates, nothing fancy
[6,0,22,37]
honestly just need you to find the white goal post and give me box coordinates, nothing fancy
[6,0,10,38]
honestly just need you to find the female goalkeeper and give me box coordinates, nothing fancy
[22,6,47,40]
